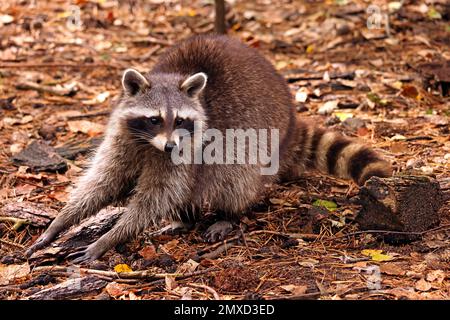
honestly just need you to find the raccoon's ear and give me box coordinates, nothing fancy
[181,72,207,97]
[122,68,149,96]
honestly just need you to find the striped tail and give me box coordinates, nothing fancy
[295,120,392,185]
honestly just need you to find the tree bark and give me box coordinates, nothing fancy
[356,175,444,242]
[214,0,226,34]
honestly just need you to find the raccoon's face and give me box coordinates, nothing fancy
[117,69,207,153]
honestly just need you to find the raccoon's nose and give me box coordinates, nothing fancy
[164,141,176,153]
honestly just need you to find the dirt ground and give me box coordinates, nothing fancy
[0,0,449,300]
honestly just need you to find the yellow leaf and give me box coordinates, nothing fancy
[114,264,132,273]
[361,249,393,262]
[275,60,288,70]
[334,112,353,121]
[306,45,314,54]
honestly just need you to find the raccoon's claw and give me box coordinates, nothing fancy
[67,245,101,265]
[169,221,194,235]
[25,233,55,257]
[203,220,233,243]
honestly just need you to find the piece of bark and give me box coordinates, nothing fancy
[55,137,102,160]
[0,201,58,227]
[29,207,123,263]
[27,275,107,300]
[11,140,68,172]
[356,175,443,242]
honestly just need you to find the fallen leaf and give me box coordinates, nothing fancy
[426,270,445,284]
[269,198,293,206]
[415,278,432,292]
[161,239,179,253]
[390,141,409,154]
[313,199,337,211]
[138,245,157,260]
[0,263,30,285]
[165,275,177,291]
[380,263,406,275]
[0,14,14,25]
[400,85,420,99]
[295,88,308,103]
[114,264,132,273]
[176,259,199,274]
[105,282,129,297]
[361,249,393,262]
[318,100,338,115]
[334,112,353,122]
[427,7,442,20]
[279,284,307,295]
[21,115,34,124]
[67,120,105,136]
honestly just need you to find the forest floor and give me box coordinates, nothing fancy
[0,0,449,300]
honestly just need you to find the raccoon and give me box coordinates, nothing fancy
[26,35,392,263]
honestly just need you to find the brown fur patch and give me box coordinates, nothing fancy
[348,148,381,183]
[326,138,352,174]
[306,127,325,168]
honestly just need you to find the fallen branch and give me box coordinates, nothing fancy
[32,265,218,283]
[0,63,121,69]
[198,230,319,256]
[187,283,221,300]
[0,216,29,230]
[29,207,123,264]
[0,201,57,227]
[27,275,107,300]
[0,238,25,249]
[16,81,78,96]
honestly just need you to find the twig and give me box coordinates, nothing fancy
[32,266,217,282]
[265,291,322,300]
[332,223,450,240]
[0,216,29,230]
[197,241,237,260]
[0,63,121,69]
[16,81,77,96]
[0,238,25,249]
[405,136,434,141]
[187,283,221,300]
[199,230,319,255]
[66,111,110,120]
[0,286,23,293]
[124,268,219,290]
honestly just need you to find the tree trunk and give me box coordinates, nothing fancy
[356,175,444,242]
[214,0,226,34]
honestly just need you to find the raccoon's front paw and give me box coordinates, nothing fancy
[26,233,56,257]
[67,243,106,265]
[203,220,233,243]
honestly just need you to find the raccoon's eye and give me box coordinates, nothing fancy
[149,117,161,125]
[175,118,184,126]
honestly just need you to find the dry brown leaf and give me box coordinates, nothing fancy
[138,245,157,260]
[279,284,308,295]
[176,259,199,274]
[380,263,406,276]
[415,278,432,292]
[67,120,105,136]
[165,275,177,291]
[105,282,129,297]
[0,263,30,285]
[425,270,445,284]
